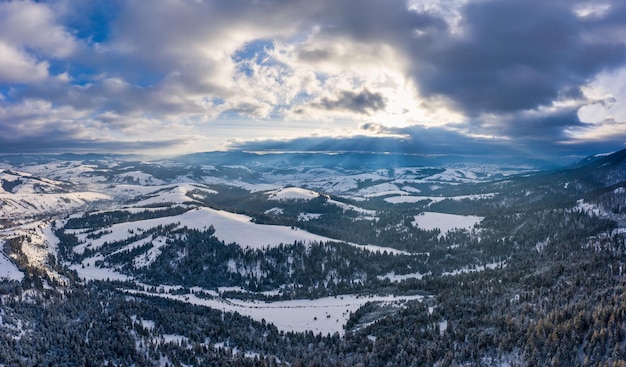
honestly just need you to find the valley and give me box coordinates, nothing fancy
[1,150,625,366]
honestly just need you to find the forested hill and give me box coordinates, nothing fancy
[1,150,626,365]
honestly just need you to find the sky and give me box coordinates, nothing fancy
[0,0,625,161]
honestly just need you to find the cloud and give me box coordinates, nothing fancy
[411,0,626,116]
[0,1,77,84]
[312,89,386,114]
[229,124,511,156]
[0,137,187,155]
[0,98,191,154]
[0,42,50,83]
[0,0,625,157]
[0,1,76,58]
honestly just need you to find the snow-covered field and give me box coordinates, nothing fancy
[0,252,23,281]
[266,187,321,201]
[377,271,430,282]
[441,260,507,276]
[130,184,215,206]
[125,289,424,335]
[412,212,483,235]
[70,207,340,255]
[0,192,111,219]
[384,193,495,205]
[0,220,67,284]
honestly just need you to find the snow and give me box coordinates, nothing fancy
[0,192,111,218]
[298,212,322,221]
[202,176,279,193]
[327,199,377,217]
[10,162,110,185]
[161,334,189,344]
[0,252,23,281]
[266,187,321,201]
[377,271,431,282]
[384,196,445,204]
[441,260,507,276]
[576,199,603,216]
[438,320,448,335]
[400,186,422,193]
[71,207,340,254]
[0,220,67,284]
[594,152,614,157]
[70,261,131,282]
[355,183,404,198]
[384,193,495,205]
[117,171,164,185]
[123,289,423,335]
[348,244,413,255]
[412,212,483,235]
[264,207,284,215]
[131,316,155,330]
[132,236,169,268]
[132,184,208,206]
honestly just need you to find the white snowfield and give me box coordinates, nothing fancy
[266,187,321,201]
[70,206,405,256]
[0,192,111,219]
[441,260,507,276]
[115,171,164,185]
[384,193,496,205]
[202,176,279,193]
[0,220,67,284]
[265,187,377,219]
[0,169,69,194]
[355,183,404,198]
[0,252,23,281]
[412,212,483,235]
[378,260,507,282]
[130,184,216,206]
[4,162,109,185]
[71,207,340,254]
[377,271,431,282]
[124,288,424,335]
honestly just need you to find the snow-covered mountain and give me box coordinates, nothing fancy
[2,150,626,366]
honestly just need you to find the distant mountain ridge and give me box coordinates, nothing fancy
[1,150,567,171]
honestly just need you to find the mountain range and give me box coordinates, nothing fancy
[0,149,625,366]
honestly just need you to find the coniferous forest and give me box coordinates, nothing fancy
[1,150,626,366]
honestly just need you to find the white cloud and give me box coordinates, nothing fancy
[0,41,50,83]
[573,2,612,18]
[565,119,626,142]
[578,66,626,124]
[1,0,625,155]
[0,1,76,57]
[0,1,77,84]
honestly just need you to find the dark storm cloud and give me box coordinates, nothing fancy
[282,0,626,148]
[411,0,626,116]
[314,89,386,114]
[1,0,625,156]
[461,107,587,145]
[230,121,626,165]
[316,0,448,43]
[230,125,510,156]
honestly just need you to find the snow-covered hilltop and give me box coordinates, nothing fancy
[2,150,626,366]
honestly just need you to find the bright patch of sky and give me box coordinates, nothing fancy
[0,0,625,159]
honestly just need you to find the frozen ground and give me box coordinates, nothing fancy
[125,289,424,335]
[0,252,23,281]
[412,212,483,235]
[0,192,111,219]
[266,187,321,201]
[384,193,496,205]
[70,207,341,254]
